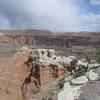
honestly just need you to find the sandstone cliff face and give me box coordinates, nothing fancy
[21,53,70,100]
[19,36,35,45]
[0,34,10,43]
[22,65,69,100]
[0,34,35,45]
[0,30,100,46]
[0,34,71,48]
[0,51,70,100]
[61,39,72,48]
[0,34,18,44]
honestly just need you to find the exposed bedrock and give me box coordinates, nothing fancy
[0,34,35,45]
[21,49,70,100]
[0,49,71,100]
[0,48,99,100]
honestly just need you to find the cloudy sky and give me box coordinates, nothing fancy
[0,0,100,32]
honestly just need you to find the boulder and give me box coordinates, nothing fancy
[65,76,73,82]
[68,56,76,59]
[63,82,71,90]
[71,76,88,85]
[86,70,98,81]
[19,47,28,51]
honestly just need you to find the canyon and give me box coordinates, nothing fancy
[0,30,100,100]
[0,49,72,100]
[0,30,100,48]
[0,47,99,100]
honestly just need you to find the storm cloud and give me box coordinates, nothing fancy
[0,0,100,32]
[0,0,82,31]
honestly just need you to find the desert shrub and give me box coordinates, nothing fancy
[96,49,100,63]
[73,67,87,78]
[58,78,66,89]
[47,97,53,100]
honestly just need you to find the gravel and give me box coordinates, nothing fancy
[77,81,100,100]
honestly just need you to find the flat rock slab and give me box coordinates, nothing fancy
[86,71,98,81]
[71,76,88,85]
[58,85,82,100]
[63,82,71,90]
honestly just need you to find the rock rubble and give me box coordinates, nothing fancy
[58,51,100,100]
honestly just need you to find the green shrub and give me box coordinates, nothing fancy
[96,49,100,63]
[47,97,53,100]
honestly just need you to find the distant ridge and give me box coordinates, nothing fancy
[61,32,100,37]
[0,30,53,35]
[0,30,100,37]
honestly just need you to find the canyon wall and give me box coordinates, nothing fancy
[0,30,100,47]
[0,34,35,45]
[0,50,71,100]
[0,33,71,48]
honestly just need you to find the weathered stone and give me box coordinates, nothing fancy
[65,76,73,82]
[71,76,88,85]
[63,82,71,90]
[58,83,82,100]
[19,47,28,51]
[86,70,98,81]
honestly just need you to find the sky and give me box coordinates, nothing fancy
[0,0,100,32]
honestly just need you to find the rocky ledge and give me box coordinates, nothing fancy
[0,48,100,100]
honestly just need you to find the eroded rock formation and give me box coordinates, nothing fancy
[0,49,71,100]
[0,34,35,45]
[0,48,99,100]
[0,30,100,46]
[21,49,70,100]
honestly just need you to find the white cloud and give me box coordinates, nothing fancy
[79,14,100,31]
[90,0,100,5]
[0,0,100,32]
[0,0,81,31]
[0,14,11,29]
[81,14,100,23]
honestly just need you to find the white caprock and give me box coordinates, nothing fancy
[58,82,82,100]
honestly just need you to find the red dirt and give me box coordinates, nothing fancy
[0,52,30,100]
